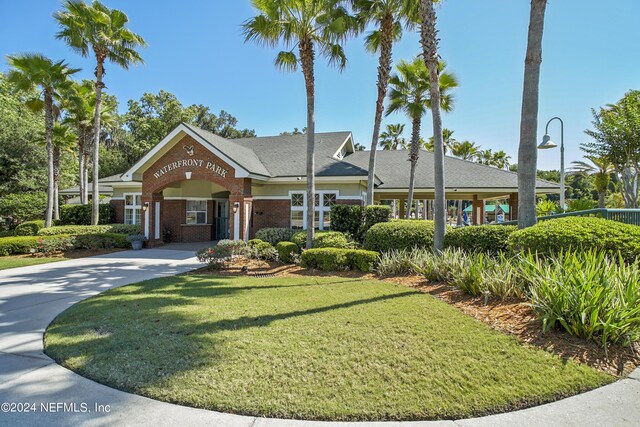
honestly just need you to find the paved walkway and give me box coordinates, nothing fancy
[0,249,638,426]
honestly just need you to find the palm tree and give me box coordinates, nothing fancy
[419,0,448,251]
[55,0,146,225]
[571,156,615,208]
[451,140,479,225]
[477,148,494,165]
[386,58,457,220]
[353,0,414,205]
[243,0,353,248]
[5,54,79,227]
[64,80,116,204]
[492,150,511,169]
[517,0,548,228]
[379,123,407,150]
[425,127,455,154]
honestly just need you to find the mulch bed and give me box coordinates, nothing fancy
[190,257,640,378]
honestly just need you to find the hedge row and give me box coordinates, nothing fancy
[0,233,129,256]
[15,220,45,236]
[38,224,141,236]
[59,204,115,225]
[444,225,517,254]
[363,220,453,253]
[330,204,391,241]
[300,248,379,273]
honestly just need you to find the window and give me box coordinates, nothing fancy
[124,193,142,225]
[289,191,337,230]
[186,200,207,224]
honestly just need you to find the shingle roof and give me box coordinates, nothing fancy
[232,131,368,177]
[342,149,559,190]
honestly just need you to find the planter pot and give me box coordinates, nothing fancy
[131,240,144,251]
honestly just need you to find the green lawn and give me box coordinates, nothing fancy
[0,255,65,271]
[44,275,612,421]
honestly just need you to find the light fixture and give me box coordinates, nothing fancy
[232,202,240,214]
[143,201,150,211]
[537,134,558,150]
[185,171,192,180]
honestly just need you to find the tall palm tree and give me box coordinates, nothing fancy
[243,0,353,248]
[379,123,407,150]
[477,148,494,165]
[451,140,479,225]
[386,58,457,219]
[55,0,146,225]
[425,127,455,154]
[6,53,79,227]
[419,0,448,251]
[492,150,511,169]
[353,0,414,205]
[517,0,548,228]
[571,156,615,208]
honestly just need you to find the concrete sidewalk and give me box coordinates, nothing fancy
[0,249,638,426]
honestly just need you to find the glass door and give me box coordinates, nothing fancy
[214,200,229,240]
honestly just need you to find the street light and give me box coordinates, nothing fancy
[538,117,565,210]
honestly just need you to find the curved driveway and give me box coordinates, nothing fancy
[0,248,638,426]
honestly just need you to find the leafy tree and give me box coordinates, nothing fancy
[583,90,640,208]
[6,54,79,227]
[0,191,48,226]
[55,0,147,225]
[387,58,457,221]
[353,0,415,205]
[280,127,307,135]
[571,156,615,208]
[243,0,354,248]
[517,0,548,228]
[379,123,407,150]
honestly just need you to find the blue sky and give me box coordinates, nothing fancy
[1,0,638,170]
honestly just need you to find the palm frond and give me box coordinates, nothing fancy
[274,50,299,72]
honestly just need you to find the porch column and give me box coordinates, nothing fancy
[472,195,485,225]
[509,192,519,221]
[147,192,164,247]
[399,198,406,219]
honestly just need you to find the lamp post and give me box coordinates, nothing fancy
[538,117,565,210]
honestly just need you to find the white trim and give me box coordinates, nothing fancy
[121,124,255,181]
[266,176,369,183]
[373,188,560,193]
[144,209,149,239]
[252,195,290,200]
[123,193,142,225]
[164,196,211,201]
[233,206,240,241]
[336,195,363,201]
[110,197,125,201]
[331,133,354,160]
[244,202,250,242]
[154,202,161,240]
[110,182,142,187]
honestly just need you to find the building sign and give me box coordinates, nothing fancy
[153,158,228,179]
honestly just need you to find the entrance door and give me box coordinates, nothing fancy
[214,200,229,240]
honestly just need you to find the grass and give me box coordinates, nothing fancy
[44,275,612,421]
[0,255,66,271]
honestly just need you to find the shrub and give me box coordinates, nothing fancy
[254,228,297,246]
[0,233,129,256]
[196,245,233,270]
[15,220,45,236]
[508,217,640,262]
[300,248,379,272]
[217,239,250,256]
[526,250,640,347]
[567,198,596,212]
[377,248,433,277]
[364,205,391,231]
[0,235,44,255]
[248,239,265,248]
[59,203,115,225]
[276,241,299,264]
[38,224,140,236]
[38,236,76,254]
[330,204,391,241]
[249,240,278,261]
[364,220,451,253]
[0,191,47,224]
[311,231,354,249]
[536,199,558,216]
[0,230,15,238]
[444,225,517,254]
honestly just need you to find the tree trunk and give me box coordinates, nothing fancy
[367,13,395,206]
[44,91,54,228]
[299,38,316,249]
[420,0,446,252]
[53,144,60,220]
[457,199,463,226]
[92,59,105,225]
[406,116,422,219]
[78,138,85,205]
[598,191,605,209]
[517,0,547,229]
[83,139,91,205]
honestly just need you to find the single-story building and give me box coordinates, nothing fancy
[63,123,559,246]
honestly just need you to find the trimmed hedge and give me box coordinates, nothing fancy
[59,203,115,225]
[508,217,640,262]
[38,224,140,236]
[0,233,129,256]
[291,230,353,250]
[364,220,452,253]
[330,204,391,241]
[15,220,45,236]
[444,225,517,254]
[275,241,299,264]
[300,248,379,273]
[255,228,297,246]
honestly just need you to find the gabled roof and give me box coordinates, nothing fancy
[343,149,559,190]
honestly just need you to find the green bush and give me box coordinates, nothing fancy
[526,250,640,347]
[74,233,129,250]
[38,224,139,236]
[566,198,596,212]
[248,240,278,261]
[311,231,354,249]
[330,204,391,241]
[300,248,379,272]
[364,205,392,231]
[254,228,297,246]
[0,235,43,255]
[0,230,15,238]
[217,239,250,256]
[0,233,130,256]
[364,220,452,253]
[275,241,299,264]
[508,217,640,262]
[59,203,115,225]
[15,220,45,236]
[0,191,47,224]
[248,239,265,248]
[444,225,517,254]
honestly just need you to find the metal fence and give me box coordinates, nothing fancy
[500,208,640,226]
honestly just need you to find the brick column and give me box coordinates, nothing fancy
[509,192,519,221]
[472,196,485,225]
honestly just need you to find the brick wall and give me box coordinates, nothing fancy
[252,199,290,233]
